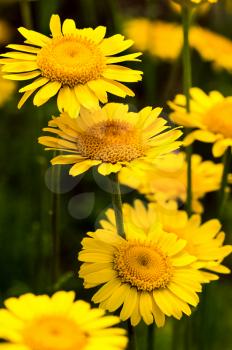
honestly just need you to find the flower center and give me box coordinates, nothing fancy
[113,241,173,291]
[23,315,88,350]
[37,35,105,86]
[203,99,232,138]
[77,120,145,163]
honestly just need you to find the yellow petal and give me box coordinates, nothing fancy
[62,19,77,35]
[33,81,61,106]
[69,160,101,176]
[87,79,108,103]
[3,71,40,80]
[74,84,99,110]
[98,163,122,176]
[17,89,37,109]
[2,61,38,73]
[57,86,80,118]
[50,14,62,37]
[1,52,36,60]
[106,52,142,64]
[19,77,49,92]
[7,44,40,53]
[101,78,135,97]
[99,35,133,55]
[51,155,84,165]
[18,27,50,46]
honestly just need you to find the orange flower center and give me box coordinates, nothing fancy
[77,120,145,162]
[23,315,88,350]
[113,240,173,291]
[37,35,105,86]
[204,99,232,138]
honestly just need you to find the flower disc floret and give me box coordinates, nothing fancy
[37,35,106,86]
[114,241,173,291]
[77,120,145,162]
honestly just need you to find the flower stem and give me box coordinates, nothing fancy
[109,172,125,238]
[127,321,137,350]
[182,4,193,216]
[147,324,155,350]
[19,0,33,29]
[218,147,231,219]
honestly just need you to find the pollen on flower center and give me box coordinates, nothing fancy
[77,120,146,163]
[204,100,232,138]
[37,35,106,86]
[113,241,173,291]
[23,315,88,350]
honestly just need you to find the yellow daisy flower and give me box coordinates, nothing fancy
[169,88,232,157]
[0,290,127,350]
[0,14,142,118]
[99,200,232,282]
[38,103,182,176]
[120,152,228,213]
[0,68,16,107]
[79,221,204,326]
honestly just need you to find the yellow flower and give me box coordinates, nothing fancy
[169,88,232,157]
[190,26,232,73]
[123,18,152,53]
[99,200,231,282]
[0,20,13,45]
[120,152,228,213]
[38,103,182,176]
[79,221,204,326]
[0,68,16,107]
[0,14,142,118]
[124,19,182,61]
[0,291,127,350]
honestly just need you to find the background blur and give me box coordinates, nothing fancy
[0,0,231,349]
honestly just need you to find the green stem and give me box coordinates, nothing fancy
[147,324,155,350]
[19,0,33,29]
[218,147,231,219]
[109,172,125,238]
[50,162,61,284]
[182,4,193,217]
[127,321,137,350]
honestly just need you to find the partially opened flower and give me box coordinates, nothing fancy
[79,220,203,326]
[0,14,142,118]
[169,88,232,157]
[100,200,231,282]
[38,103,182,176]
[120,152,229,213]
[0,291,127,350]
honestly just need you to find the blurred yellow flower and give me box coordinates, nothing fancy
[169,88,232,157]
[0,14,142,118]
[38,103,182,176]
[124,19,232,73]
[0,19,13,44]
[124,19,182,61]
[120,152,227,213]
[79,218,203,326]
[0,68,16,107]
[0,291,128,350]
[190,26,232,73]
[100,200,231,282]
